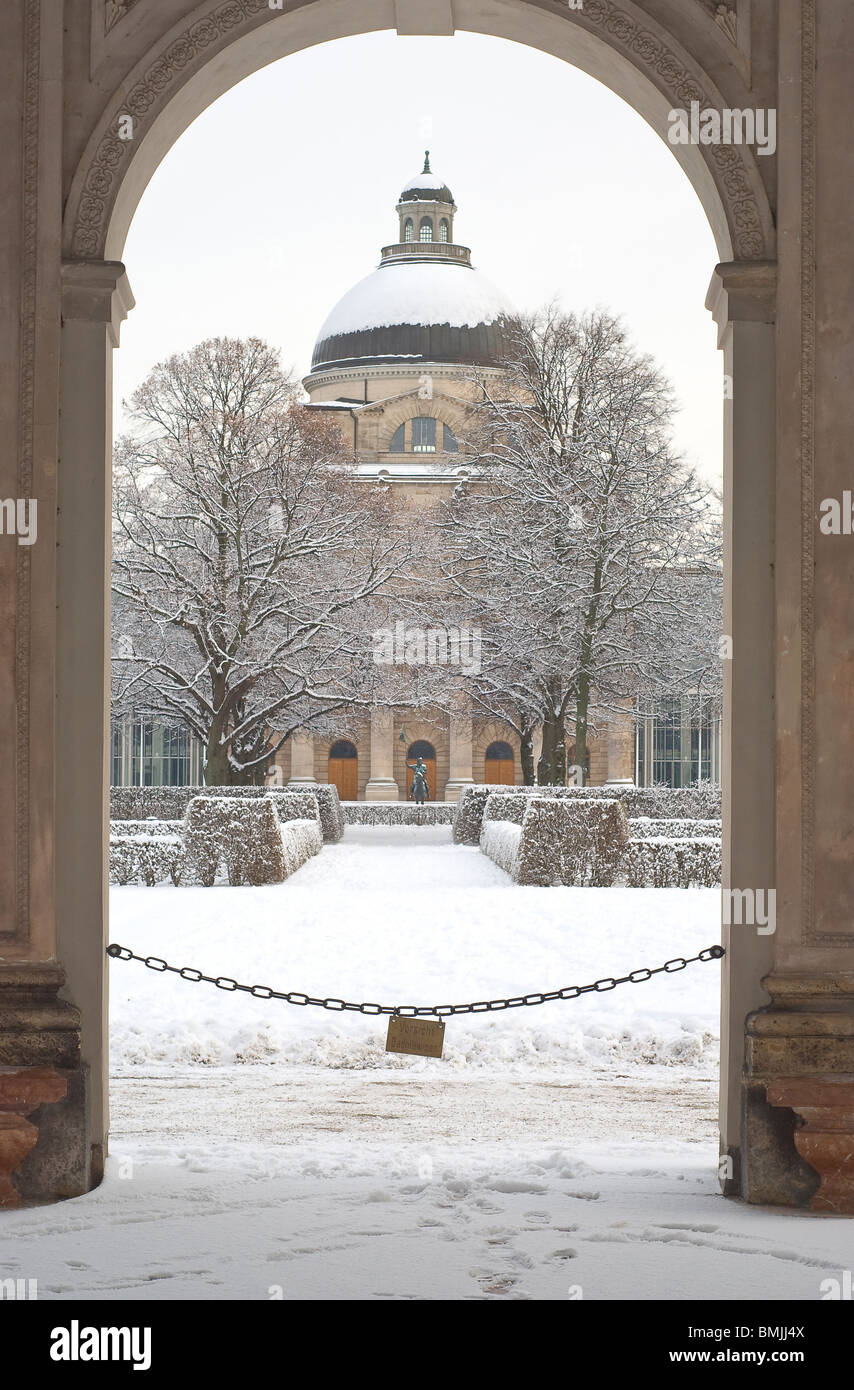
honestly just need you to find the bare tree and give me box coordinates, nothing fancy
[112,337,407,783]
[443,306,718,782]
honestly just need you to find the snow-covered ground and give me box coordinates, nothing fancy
[2,827,850,1301]
[109,826,722,1072]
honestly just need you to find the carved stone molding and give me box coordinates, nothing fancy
[105,0,141,33]
[12,0,41,945]
[800,0,819,944]
[65,0,772,262]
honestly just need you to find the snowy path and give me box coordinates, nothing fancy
[5,827,848,1301]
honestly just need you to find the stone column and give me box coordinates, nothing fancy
[736,0,854,1206]
[444,700,474,802]
[706,260,777,1198]
[364,707,399,800]
[604,702,635,785]
[54,260,134,1196]
[287,730,316,785]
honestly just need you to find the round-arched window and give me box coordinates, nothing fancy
[408,740,436,759]
[411,417,437,452]
[486,741,513,761]
[329,739,357,759]
[439,218,449,243]
[404,218,414,243]
[419,217,434,242]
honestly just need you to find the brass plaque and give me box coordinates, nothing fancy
[386,1015,445,1058]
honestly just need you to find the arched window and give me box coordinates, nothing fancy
[329,740,357,759]
[486,741,513,761]
[442,424,458,452]
[439,218,449,243]
[411,417,437,452]
[419,217,433,242]
[408,740,436,759]
[404,218,414,243]
[389,422,405,452]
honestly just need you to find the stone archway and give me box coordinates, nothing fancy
[5,0,850,1211]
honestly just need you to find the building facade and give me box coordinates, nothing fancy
[269,156,639,802]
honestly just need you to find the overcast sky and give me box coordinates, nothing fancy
[115,30,723,485]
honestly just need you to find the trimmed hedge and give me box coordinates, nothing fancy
[515,797,630,887]
[183,797,287,887]
[109,833,182,886]
[481,792,531,827]
[479,818,523,877]
[110,782,344,844]
[455,782,721,846]
[622,837,721,888]
[343,802,456,825]
[629,817,721,840]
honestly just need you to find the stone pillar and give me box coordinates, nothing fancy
[287,730,316,785]
[735,0,854,1206]
[604,702,635,786]
[364,707,399,800]
[706,260,777,1198]
[444,700,474,802]
[54,260,134,1196]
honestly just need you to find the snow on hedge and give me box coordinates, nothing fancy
[481,792,531,826]
[266,791,321,827]
[110,782,344,844]
[343,802,456,825]
[183,797,287,887]
[622,838,722,888]
[275,785,344,844]
[455,782,721,846]
[111,819,185,837]
[515,798,629,887]
[279,819,323,877]
[479,819,523,877]
[109,834,182,887]
[629,817,722,840]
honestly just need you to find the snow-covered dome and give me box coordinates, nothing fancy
[310,260,513,372]
[399,150,454,204]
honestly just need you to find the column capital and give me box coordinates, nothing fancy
[61,260,134,346]
[706,261,776,344]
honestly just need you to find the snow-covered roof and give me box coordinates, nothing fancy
[314,261,513,341]
[401,171,450,194]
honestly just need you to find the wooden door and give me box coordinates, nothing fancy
[485,757,514,786]
[328,756,358,801]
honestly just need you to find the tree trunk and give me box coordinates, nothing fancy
[537,710,566,784]
[574,671,591,786]
[204,738,230,785]
[520,725,536,785]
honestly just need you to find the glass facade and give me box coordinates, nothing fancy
[635,697,721,787]
[110,716,202,786]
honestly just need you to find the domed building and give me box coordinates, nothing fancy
[303,152,511,476]
[272,156,644,802]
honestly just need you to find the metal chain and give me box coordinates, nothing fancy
[106,942,725,1019]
